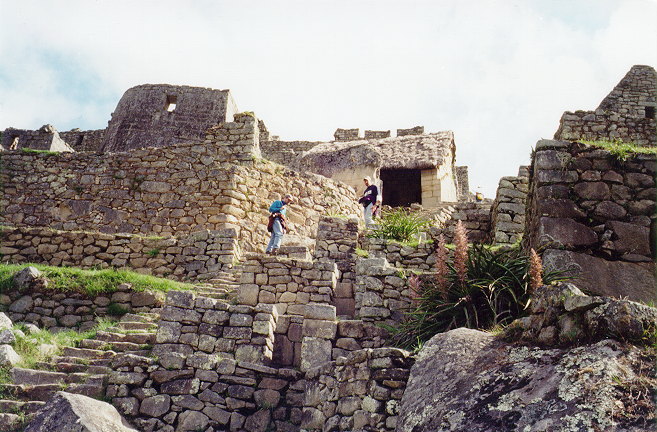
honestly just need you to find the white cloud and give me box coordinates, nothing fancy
[0,0,655,197]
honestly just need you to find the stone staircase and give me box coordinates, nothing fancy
[195,267,242,300]
[0,312,158,429]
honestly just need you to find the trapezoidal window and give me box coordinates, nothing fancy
[645,106,655,119]
[380,168,422,207]
[165,95,178,112]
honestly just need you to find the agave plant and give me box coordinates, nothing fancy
[387,243,569,350]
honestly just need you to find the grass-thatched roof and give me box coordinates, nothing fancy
[297,131,455,177]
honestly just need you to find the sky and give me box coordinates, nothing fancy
[1,0,656,197]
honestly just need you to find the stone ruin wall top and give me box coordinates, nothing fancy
[100,84,238,153]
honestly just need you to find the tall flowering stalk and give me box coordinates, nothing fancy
[529,248,543,293]
[408,274,422,306]
[434,234,449,300]
[453,220,469,286]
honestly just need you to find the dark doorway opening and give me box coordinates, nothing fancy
[380,169,422,207]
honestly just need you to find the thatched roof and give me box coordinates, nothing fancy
[297,131,455,177]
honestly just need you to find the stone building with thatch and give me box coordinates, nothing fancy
[295,130,459,207]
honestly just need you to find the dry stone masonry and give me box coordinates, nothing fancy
[0,226,239,280]
[489,166,529,245]
[555,65,656,146]
[526,139,656,303]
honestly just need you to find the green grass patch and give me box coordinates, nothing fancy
[355,248,369,258]
[20,148,59,156]
[579,139,657,161]
[0,263,192,295]
[3,318,116,373]
[369,208,431,243]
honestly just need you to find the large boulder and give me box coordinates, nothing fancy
[13,266,46,290]
[24,391,137,432]
[0,312,12,330]
[396,328,655,432]
[0,344,21,367]
[509,282,657,346]
[542,249,656,303]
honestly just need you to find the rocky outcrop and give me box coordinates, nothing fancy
[396,328,655,432]
[24,391,137,432]
[508,282,657,346]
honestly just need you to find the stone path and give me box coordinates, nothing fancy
[0,312,158,429]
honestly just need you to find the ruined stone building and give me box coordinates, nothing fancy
[0,65,655,432]
[2,83,467,209]
[554,64,657,145]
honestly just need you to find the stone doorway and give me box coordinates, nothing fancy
[380,168,422,207]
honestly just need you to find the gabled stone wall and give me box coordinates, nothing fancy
[554,65,657,146]
[526,139,656,303]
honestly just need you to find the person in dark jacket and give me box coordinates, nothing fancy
[265,194,295,255]
[358,177,378,227]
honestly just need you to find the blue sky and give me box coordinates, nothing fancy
[1,0,656,196]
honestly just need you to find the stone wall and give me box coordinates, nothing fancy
[1,125,74,152]
[489,166,529,245]
[59,129,106,152]
[237,255,338,314]
[1,283,163,332]
[354,258,414,347]
[314,216,360,317]
[100,84,238,153]
[554,65,657,146]
[0,226,239,281]
[455,166,470,201]
[526,139,656,303]
[0,114,360,253]
[109,291,307,432]
[260,140,322,168]
[396,126,424,136]
[334,129,360,141]
[554,110,656,146]
[364,239,435,270]
[364,130,391,139]
[302,347,414,432]
[425,202,492,243]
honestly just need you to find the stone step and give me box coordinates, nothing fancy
[51,356,112,367]
[61,347,116,359]
[10,368,67,386]
[35,362,112,375]
[112,321,157,331]
[95,331,156,345]
[0,384,62,402]
[10,368,107,387]
[0,399,45,414]
[122,349,151,357]
[0,380,105,402]
[79,339,110,350]
[120,313,159,323]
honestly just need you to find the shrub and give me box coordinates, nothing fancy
[369,208,430,243]
[388,243,570,350]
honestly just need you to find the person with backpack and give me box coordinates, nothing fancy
[358,177,378,228]
[265,194,296,255]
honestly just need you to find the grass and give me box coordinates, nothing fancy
[369,208,431,243]
[355,248,369,258]
[579,139,657,161]
[0,263,192,295]
[20,148,59,156]
[6,318,116,372]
